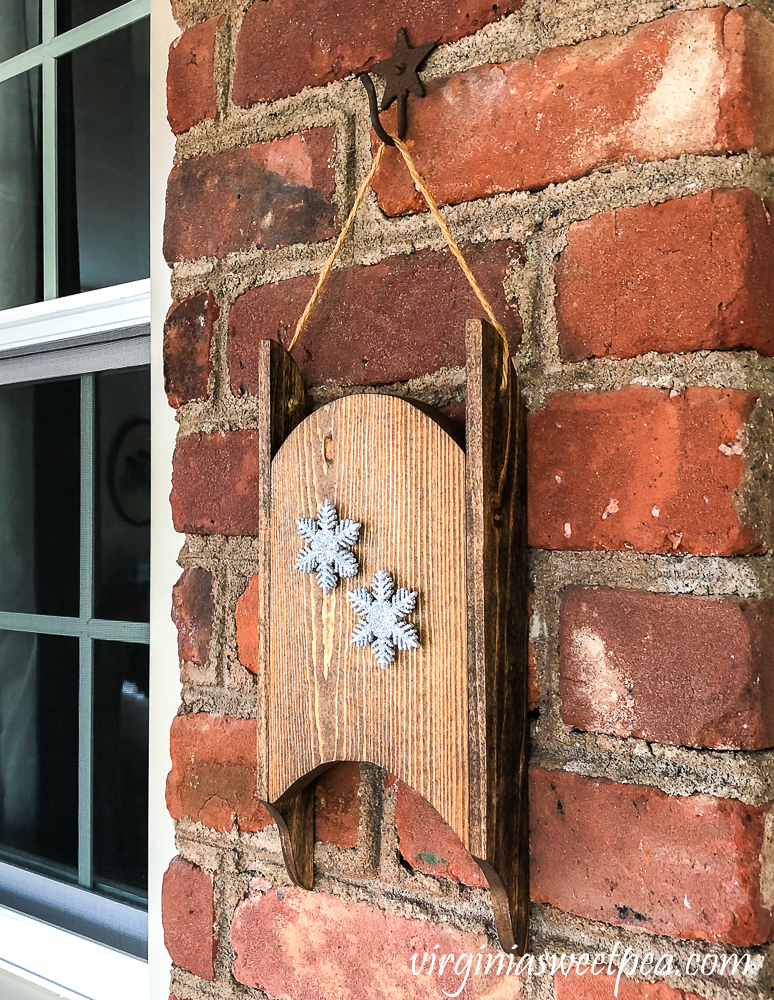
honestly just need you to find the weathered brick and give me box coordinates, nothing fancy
[232,0,524,107]
[163,128,337,262]
[235,573,260,674]
[166,16,221,135]
[227,242,522,389]
[726,2,774,150]
[527,647,539,712]
[166,713,367,845]
[163,292,219,407]
[557,190,774,361]
[528,386,767,556]
[530,767,774,945]
[555,972,704,1000]
[166,714,273,832]
[389,775,487,887]
[372,8,774,216]
[171,568,213,667]
[560,589,774,750]
[315,762,361,848]
[231,884,523,997]
[171,430,261,536]
[162,857,217,981]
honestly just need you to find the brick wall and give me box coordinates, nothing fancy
[161,1,774,998]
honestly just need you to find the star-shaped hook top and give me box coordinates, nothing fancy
[370,28,436,113]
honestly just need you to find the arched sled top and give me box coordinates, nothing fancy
[250,321,528,954]
[269,393,469,840]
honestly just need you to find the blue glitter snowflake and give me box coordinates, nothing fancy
[295,499,361,594]
[349,570,419,668]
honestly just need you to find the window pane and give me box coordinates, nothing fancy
[57,18,150,295]
[95,368,150,623]
[0,380,80,617]
[0,68,42,310]
[0,0,41,61]
[0,631,79,875]
[93,640,148,897]
[58,0,127,33]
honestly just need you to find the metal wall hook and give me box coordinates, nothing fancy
[359,72,399,146]
[359,28,436,147]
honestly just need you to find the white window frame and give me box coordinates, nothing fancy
[0,900,146,1000]
[0,3,152,996]
[0,279,150,354]
[0,286,151,1000]
[0,0,151,302]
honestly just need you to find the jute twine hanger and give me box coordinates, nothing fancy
[286,136,511,392]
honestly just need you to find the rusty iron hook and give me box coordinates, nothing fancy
[358,71,401,146]
[358,29,436,147]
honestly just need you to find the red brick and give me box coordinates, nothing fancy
[163,292,219,407]
[235,573,260,674]
[315,762,361,848]
[555,972,704,1000]
[390,776,488,887]
[527,386,765,556]
[171,568,214,667]
[227,242,522,389]
[166,713,274,832]
[162,857,217,981]
[372,9,774,216]
[163,128,337,262]
[171,430,261,536]
[557,190,774,362]
[231,884,523,997]
[527,649,539,712]
[166,714,367,843]
[726,4,774,150]
[530,767,774,945]
[167,17,221,135]
[232,0,524,107]
[559,589,774,750]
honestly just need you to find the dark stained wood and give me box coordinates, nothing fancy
[255,339,306,800]
[261,786,315,890]
[465,318,529,955]
[269,394,470,844]
[256,325,528,954]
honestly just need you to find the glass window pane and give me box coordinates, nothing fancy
[57,18,150,295]
[0,68,42,311]
[93,640,148,897]
[58,0,127,33]
[0,631,79,875]
[95,368,150,623]
[0,0,41,62]
[0,379,80,617]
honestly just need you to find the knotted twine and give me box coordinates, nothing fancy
[286,136,511,391]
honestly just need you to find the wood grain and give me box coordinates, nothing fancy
[465,318,529,955]
[269,394,470,846]
[254,339,306,800]
[262,787,316,890]
[257,327,528,954]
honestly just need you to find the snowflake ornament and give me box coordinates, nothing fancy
[296,499,361,594]
[349,570,420,668]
